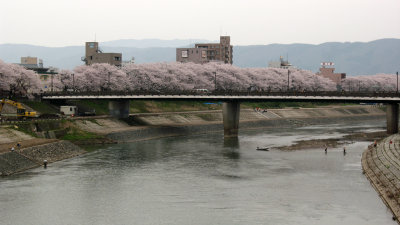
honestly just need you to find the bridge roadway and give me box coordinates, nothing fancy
[42,91,400,103]
[42,91,400,136]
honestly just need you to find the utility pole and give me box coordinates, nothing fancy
[108,72,111,91]
[213,71,217,91]
[51,72,54,92]
[397,71,398,93]
[72,73,75,92]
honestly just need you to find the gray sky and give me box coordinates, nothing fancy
[1,0,399,47]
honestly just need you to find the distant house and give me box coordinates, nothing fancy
[82,42,122,66]
[316,62,346,87]
[17,57,57,91]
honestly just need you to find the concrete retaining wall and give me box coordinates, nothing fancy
[107,114,385,143]
[0,141,84,176]
[362,134,400,223]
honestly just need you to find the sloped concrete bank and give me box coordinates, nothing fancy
[0,141,84,176]
[362,135,400,224]
[107,114,385,143]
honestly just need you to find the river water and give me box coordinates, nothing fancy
[0,120,397,225]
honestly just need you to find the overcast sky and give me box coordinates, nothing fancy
[1,0,399,47]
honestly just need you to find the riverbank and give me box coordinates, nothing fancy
[362,134,400,224]
[0,105,386,176]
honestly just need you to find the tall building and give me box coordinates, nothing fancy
[176,36,233,64]
[316,62,346,86]
[82,42,122,66]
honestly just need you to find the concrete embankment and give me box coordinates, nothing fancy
[107,106,385,142]
[362,134,400,224]
[0,141,84,176]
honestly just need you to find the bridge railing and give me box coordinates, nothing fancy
[41,90,400,98]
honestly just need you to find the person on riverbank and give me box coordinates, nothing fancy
[11,146,14,152]
[324,145,327,153]
[374,140,377,148]
[343,147,346,155]
[16,142,21,150]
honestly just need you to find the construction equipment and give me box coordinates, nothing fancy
[0,99,37,119]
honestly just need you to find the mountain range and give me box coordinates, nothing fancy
[0,38,399,75]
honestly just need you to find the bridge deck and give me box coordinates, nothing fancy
[42,93,400,103]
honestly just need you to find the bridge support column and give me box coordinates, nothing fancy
[222,101,240,137]
[109,100,130,118]
[386,103,399,134]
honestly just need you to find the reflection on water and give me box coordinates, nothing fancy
[0,119,395,225]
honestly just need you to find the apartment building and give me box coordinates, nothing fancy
[176,36,233,64]
[316,62,346,85]
[82,42,122,66]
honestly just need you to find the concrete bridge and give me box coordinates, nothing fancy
[42,91,400,136]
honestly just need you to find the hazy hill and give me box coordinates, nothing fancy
[234,39,400,75]
[0,38,399,75]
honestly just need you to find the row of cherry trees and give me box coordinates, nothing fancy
[0,59,398,95]
[342,74,399,92]
[57,62,338,92]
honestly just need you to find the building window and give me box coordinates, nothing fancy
[114,57,121,61]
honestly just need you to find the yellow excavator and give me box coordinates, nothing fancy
[0,99,37,119]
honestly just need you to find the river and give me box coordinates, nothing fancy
[0,119,396,225]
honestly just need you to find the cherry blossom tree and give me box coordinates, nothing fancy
[72,63,129,92]
[0,60,41,97]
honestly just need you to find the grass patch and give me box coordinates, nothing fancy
[8,123,38,138]
[130,100,221,113]
[61,127,101,141]
[20,100,59,114]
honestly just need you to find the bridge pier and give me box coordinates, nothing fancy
[108,100,130,118]
[222,101,240,137]
[387,103,399,134]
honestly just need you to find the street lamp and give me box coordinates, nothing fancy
[397,71,398,93]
